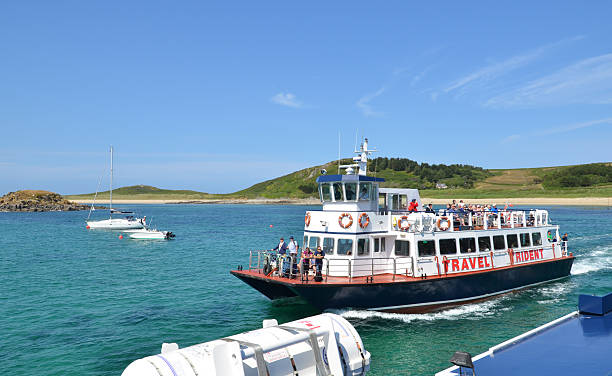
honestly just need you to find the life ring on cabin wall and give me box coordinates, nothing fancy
[358,213,370,229]
[304,212,311,227]
[398,216,410,231]
[338,213,353,229]
[437,217,450,231]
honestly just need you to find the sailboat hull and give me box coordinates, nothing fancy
[86,218,144,230]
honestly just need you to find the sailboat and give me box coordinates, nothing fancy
[86,146,145,230]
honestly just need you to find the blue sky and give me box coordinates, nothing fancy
[1,1,611,194]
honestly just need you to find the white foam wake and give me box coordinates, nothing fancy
[571,244,612,275]
[329,298,509,323]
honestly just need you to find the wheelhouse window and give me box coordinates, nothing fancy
[532,232,542,246]
[378,193,387,210]
[345,183,357,201]
[357,238,370,256]
[459,238,476,253]
[507,234,519,248]
[418,240,435,257]
[332,183,344,201]
[520,233,531,248]
[493,235,505,250]
[320,183,332,202]
[337,239,353,255]
[359,183,372,201]
[323,237,334,254]
[478,236,491,252]
[439,238,457,255]
[395,240,410,256]
[308,236,320,250]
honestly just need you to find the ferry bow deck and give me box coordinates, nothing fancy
[436,293,612,376]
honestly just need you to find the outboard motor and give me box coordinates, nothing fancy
[122,313,370,376]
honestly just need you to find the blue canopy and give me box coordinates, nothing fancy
[316,174,385,183]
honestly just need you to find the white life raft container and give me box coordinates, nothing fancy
[121,313,370,376]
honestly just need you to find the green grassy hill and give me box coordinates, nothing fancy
[66,162,612,200]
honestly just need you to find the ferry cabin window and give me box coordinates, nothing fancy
[357,238,370,256]
[394,240,410,256]
[460,238,476,253]
[332,183,344,201]
[359,183,372,201]
[373,238,386,253]
[532,232,542,246]
[439,238,457,255]
[507,234,519,248]
[322,237,334,255]
[320,183,332,202]
[493,235,506,250]
[520,233,531,248]
[303,236,308,249]
[378,193,387,210]
[309,236,320,250]
[478,236,491,252]
[337,239,353,255]
[345,183,357,201]
[418,240,435,257]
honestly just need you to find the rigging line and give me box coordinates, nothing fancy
[87,169,105,221]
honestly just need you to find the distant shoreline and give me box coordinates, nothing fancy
[70,197,611,206]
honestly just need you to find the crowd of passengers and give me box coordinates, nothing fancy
[271,236,324,281]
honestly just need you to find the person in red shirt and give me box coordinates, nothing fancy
[408,199,419,212]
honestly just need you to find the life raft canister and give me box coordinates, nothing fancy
[338,213,353,229]
[437,217,450,231]
[358,213,370,229]
[398,216,410,231]
[304,212,311,227]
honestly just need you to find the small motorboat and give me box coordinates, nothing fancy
[128,229,175,240]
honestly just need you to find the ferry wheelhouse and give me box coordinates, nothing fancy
[231,139,574,313]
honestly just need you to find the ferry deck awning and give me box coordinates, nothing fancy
[316,174,385,183]
[436,293,612,376]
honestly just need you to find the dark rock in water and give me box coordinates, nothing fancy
[0,190,92,212]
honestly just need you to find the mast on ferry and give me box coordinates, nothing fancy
[339,137,377,175]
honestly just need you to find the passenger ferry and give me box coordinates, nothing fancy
[231,139,574,313]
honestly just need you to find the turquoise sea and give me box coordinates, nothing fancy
[1,204,611,375]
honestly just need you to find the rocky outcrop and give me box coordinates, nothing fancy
[0,190,91,212]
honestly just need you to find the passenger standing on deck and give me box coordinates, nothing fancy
[301,247,313,279]
[313,246,325,281]
[272,237,287,255]
[408,199,419,212]
[288,236,298,256]
[562,233,568,252]
[425,203,435,213]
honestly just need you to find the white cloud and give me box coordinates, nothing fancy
[485,53,612,108]
[270,92,304,108]
[444,36,584,95]
[502,134,521,143]
[535,117,612,136]
[356,87,386,117]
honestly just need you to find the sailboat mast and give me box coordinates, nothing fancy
[110,146,113,218]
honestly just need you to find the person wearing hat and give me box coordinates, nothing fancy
[288,236,298,256]
[272,237,287,255]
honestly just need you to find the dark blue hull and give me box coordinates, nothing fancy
[232,257,574,312]
[293,258,574,312]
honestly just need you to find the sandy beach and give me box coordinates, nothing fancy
[70,197,611,206]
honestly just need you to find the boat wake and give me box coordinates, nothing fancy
[571,244,612,275]
[329,297,510,323]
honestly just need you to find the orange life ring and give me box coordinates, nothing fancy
[338,213,353,229]
[358,213,370,229]
[398,216,410,231]
[437,217,450,231]
[304,212,311,227]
